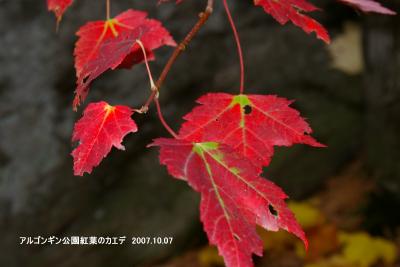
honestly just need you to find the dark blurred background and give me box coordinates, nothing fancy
[0,0,399,266]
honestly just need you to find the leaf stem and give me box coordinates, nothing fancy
[155,97,178,138]
[222,0,245,94]
[135,40,157,92]
[134,39,176,138]
[106,0,111,20]
[140,0,214,112]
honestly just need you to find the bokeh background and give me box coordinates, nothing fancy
[0,0,399,266]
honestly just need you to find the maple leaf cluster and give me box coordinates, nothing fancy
[45,0,395,266]
[47,0,396,43]
[150,93,323,266]
[165,0,395,43]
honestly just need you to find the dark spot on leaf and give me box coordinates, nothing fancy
[233,233,241,241]
[269,204,278,217]
[82,75,89,84]
[243,105,252,115]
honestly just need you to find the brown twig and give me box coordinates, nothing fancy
[139,0,214,113]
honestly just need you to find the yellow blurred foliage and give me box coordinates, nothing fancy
[288,201,325,229]
[305,231,397,267]
[258,227,298,251]
[198,246,224,267]
[339,232,397,267]
[197,201,398,267]
[305,255,358,267]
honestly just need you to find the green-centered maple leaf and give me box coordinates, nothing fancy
[150,138,307,267]
[179,93,325,168]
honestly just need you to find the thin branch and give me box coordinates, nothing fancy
[140,0,214,112]
[155,98,178,138]
[222,0,245,94]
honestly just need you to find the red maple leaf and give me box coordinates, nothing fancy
[73,9,176,109]
[47,0,73,22]
[179,93,324,168]
[72,101,137,176]
[164,0,330,43]
[338,0,396,15]
[254,0,330,43]
[150,138,307,267]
